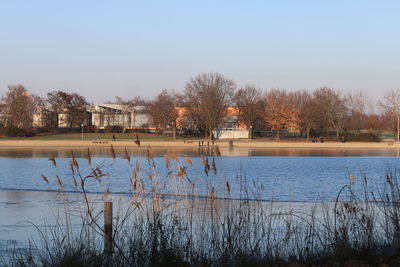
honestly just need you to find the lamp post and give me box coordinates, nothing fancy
[397,116,399,144]
[81,123,84,140]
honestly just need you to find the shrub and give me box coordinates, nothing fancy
[84,125,97,133]
[33,127,51,134]
[104,125,123,133]
[128,128,150,134]
[309,128,326,138]
[342,132,381,142]
[0,126,31,137]
[50,127,82,134]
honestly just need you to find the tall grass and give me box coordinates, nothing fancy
[7,143,400,266]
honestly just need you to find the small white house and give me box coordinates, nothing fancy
[213,128,249,139]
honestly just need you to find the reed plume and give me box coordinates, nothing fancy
[48,152,56,166]
[134,134,141,147]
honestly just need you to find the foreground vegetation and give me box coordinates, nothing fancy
[5,145,400,266]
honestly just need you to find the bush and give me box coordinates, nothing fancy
[0,126,32,137]
[104,125,123,133]
[309,128,326,138]
[84,125,97,133]
[32,127,51,134]
[126,128,150,134]
[342,132,381,142]
[50,127,81,134]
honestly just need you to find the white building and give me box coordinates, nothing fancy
[90,104,153,130]
[213,107,250,139]
[213,128,250,139]
[131,106,153,128]
[90,104,131,129]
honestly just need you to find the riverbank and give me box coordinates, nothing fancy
[0,139,398,149]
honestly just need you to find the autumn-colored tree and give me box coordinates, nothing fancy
[184,73,236,139]
[1,85,39,129]
[234,85,264,138]
[148,89,180,139]
[263,89,302,139]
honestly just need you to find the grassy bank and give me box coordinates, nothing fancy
[0,133,175,141]
[5,145,400,266]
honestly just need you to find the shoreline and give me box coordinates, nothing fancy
[0,139,399,149]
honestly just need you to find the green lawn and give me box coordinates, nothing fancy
[0,133,177,141]
[380,131,395,139]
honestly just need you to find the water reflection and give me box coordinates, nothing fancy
[0,147,399,158]
[1,149,400,202]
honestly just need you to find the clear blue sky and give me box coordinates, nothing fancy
[0,0,399,103]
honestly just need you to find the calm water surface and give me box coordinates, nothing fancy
[1,147,400,202]
[1,147,400,259]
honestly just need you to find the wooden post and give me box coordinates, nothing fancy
[104,201,113,254]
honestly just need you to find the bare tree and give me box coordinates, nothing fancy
[379,89,400,140]
[263,89,302,139]
[114,96,147,107]
[1,84,38,129]
[234,85,264,138]
[47,91,88,129]
[34,98,58,128]
[293,90,317,140]
[346,89,370,134]
[148,89,180,139]
[365,114,387,134]
[184,73,236,139]
[313,87,347,138]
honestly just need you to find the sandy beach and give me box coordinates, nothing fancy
[0,139,398,149]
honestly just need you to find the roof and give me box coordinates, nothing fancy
[95,103,125,110]
[92,104,148,112]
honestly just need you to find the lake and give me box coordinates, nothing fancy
[1,146,400,202]
[2,146,400,261]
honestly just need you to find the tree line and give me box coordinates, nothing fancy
[147,73,396,140]
[0,72,399,139]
